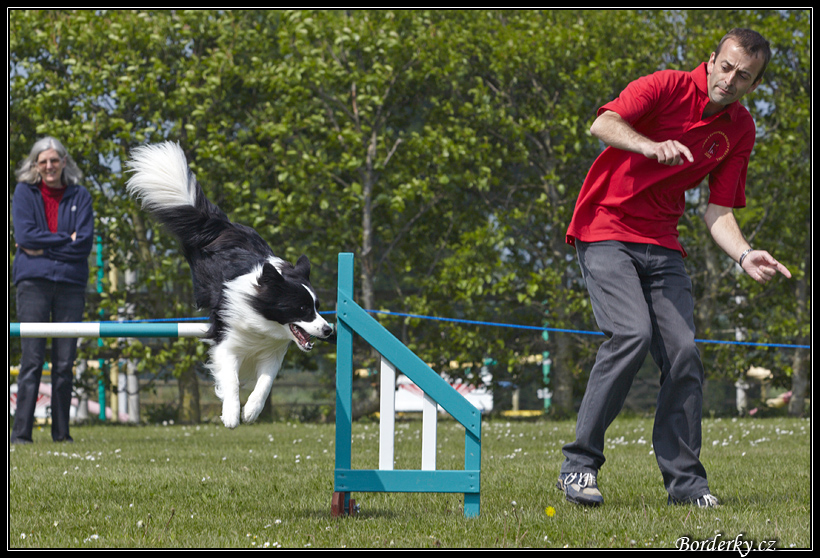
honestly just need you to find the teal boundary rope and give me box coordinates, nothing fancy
[76,312,809,351]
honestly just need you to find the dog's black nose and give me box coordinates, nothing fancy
[322,324,333,338]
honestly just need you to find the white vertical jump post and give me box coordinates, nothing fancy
[332,253,482,518]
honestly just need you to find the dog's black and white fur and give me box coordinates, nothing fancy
[125,142,332,428]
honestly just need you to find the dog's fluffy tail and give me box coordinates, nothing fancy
[126,142,199,211]
[125,141,231,250]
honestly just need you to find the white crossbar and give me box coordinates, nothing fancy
[11,322,209,338]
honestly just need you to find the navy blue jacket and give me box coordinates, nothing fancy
[12,181,95,287]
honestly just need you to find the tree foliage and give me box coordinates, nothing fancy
[9,9,810,418]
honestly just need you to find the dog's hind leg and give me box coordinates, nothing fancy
[242,349,288,424]
[210,343,242,428]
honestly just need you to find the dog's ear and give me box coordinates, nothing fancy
[257,262,285,289]
[294,255,311,281]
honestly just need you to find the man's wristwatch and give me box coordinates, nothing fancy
[738,248,753,266]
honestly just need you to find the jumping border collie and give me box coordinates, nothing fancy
[125,142,333,428]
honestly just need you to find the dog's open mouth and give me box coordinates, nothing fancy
[289,324,315,351]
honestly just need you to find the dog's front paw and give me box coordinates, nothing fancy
[221,400,241,429]
[242,398,264,424]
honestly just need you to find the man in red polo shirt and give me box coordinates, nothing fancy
[557,29,791,508]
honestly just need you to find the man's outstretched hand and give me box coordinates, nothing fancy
[741,250,792,284]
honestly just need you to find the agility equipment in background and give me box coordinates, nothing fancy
[10,322,209,338]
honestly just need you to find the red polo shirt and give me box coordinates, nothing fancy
[566,62,755,256]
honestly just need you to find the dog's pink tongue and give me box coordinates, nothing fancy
[290,324,312,348]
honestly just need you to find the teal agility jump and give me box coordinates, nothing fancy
[332,253,481,518]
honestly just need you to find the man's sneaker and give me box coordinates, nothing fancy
[667,493,720,508]
[556,472,604,506]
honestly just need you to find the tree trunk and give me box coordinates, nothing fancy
[177,366,201,424]
[788,217,810,417]
[360,128,377,312]
[550,331,576,418]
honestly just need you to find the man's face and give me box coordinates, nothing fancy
[706,38,765,108]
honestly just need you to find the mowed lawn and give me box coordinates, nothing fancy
[9,415,811,549]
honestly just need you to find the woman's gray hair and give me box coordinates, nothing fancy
[15,136,84,185]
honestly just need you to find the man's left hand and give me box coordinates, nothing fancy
[741,250,792,284]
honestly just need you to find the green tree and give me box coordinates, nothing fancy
[10,9,809,422]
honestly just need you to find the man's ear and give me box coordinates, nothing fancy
[748,78,762,94]
[706,51,716,75]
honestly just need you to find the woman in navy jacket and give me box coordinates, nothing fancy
[11,136,94,444]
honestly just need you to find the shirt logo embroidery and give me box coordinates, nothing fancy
[702,131,730,161]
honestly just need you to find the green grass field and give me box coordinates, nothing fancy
[9,416,811,549]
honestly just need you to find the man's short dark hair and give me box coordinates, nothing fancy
[716,28,771,83]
